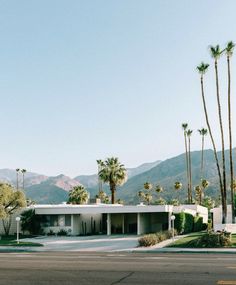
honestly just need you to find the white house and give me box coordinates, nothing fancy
[0,202,208,236]
[211,205,236,233]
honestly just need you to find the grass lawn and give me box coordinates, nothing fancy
[0,236,43,247]
[167,232,236,248]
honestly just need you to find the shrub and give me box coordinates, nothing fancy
[47,230,55,236]
[21,209,45,235]
[174,212,185,234]
[57,229,68,236]
[193,216,203,232]
[138,234,159,247]
[192,231,232,248]
[202,223,208,231]
[138,230,177,247]
[184,213,194,233]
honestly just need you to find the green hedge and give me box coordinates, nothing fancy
[174,212,195,234]
[193,216,203,232]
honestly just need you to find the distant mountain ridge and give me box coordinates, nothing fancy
[0,160,161,204]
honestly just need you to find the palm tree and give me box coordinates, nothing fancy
[174,181,182,202]
[21,169,27,190]
[16,168,20,190]
[138,191,145,203]
[182,123,190,203]
[198,128,208,179]
[98,157,127,204]
[155,185,163,194]
[197,62,226,223]
[195,185,202,205]
[143,182,153,191]
[210,45,227,220]
[186,129,193,203]
[144,193,152,205]
[225,41,235,223]
[68,185,89,204]
[96,159,104,196]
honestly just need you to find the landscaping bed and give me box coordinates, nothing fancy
[167,232,236,248]
[0,236,43,247]
[138,230,176,247]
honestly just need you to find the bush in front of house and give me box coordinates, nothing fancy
[174,212,185,234]
[193,216,203,232]
[190,231,232,248]
[47,230,56,236]
[184,213,194,233]
[57,229,68,236]
[138,230,177,247]
[138,234,159,247]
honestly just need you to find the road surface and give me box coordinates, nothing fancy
[0,252,235,284]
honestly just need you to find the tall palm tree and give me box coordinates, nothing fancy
[182,123,190,203]
[210,45,227,219]
[197,62,226,223]
[186,129,193,203]
[155,185,163,200]
[16,168,20,190]
[98,157,127,204]
[195,185,202,205]
[198,128,208,179]
[21,169,27,190]
[225,41,235,223]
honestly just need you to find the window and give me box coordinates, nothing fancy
[65,215,71,226]
[50,215,59,227]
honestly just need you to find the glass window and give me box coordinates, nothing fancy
[65,215,71,226]
[50,215,59,226]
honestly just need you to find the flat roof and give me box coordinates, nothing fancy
[33,204,174,215]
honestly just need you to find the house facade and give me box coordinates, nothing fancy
[0,203,208,236]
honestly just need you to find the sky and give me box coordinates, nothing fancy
[0,0,236,177]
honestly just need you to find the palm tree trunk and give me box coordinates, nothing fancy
[184,133,190,203]
[227,55,235,223]
[22,173,25,190]
[188,136,192,203]
[201,135,204,179]
[110,183,116,204]
[214,60,227,223]
[16,172,19,190]
[200,75,226,223]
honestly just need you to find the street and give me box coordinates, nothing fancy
[0,252,235,284]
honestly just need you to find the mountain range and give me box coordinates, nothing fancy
[0,149,235,204]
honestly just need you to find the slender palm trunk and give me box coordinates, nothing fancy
[200,75,226,223]
[110,183,116,204]
[16,172,19,190]
[227,55,235,223]
[214,59,227,223]
[184,133,190,203]
[22,173,25,190]
[201,135,204,180]
[188,136,192,203]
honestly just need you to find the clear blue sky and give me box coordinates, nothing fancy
[0,0,236,177]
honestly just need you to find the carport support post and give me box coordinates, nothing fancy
[122,214,125,234]
[137,213,141,235]
[168,212,172,230]
[107,213,111,236]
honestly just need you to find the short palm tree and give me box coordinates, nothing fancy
[68,185,89,204]
[195,185,203,205]
[186,129,193,203]
[225,41,235,223]
[174,181,182,202]
[197,62,225,223]
[21,169,27,190]
[144,193,152,205]
[210,45,227,221]
[138,191,145,203]
[198,128,208,179]
[144,182,153,191]
[98,157,127,204]
[182,123,190,203]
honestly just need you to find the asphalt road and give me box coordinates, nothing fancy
[0,252,235,285]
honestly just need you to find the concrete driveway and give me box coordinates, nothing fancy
[21,235,140,252]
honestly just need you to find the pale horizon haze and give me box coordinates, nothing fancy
[1,0,236,177]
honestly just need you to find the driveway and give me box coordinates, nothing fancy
[21,235,140,252]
